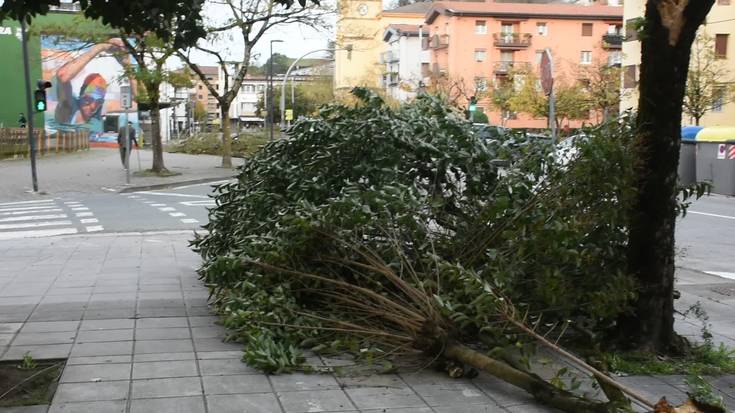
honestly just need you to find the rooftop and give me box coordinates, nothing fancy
[383,2,435,15]
[425,1,623,23]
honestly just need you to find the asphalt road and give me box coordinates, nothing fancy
[0,182,732,278]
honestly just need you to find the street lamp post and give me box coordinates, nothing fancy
[268,40,283,141]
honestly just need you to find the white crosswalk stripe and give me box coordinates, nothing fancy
[0,199,104,240]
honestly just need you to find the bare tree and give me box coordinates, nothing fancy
[575,60,624,123]
[178,0,332,168]
[683,31,735,125]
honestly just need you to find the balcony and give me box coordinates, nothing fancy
[493,61,530,74]
[382,73,399,87]
[602,33,624,49]
[380,51,399,64]
[427,34,449,49]
[493,33,532,49]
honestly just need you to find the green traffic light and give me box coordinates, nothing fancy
[36,101,46,112]
[469,105,477,112]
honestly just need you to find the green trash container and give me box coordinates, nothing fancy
[695,127,735,195]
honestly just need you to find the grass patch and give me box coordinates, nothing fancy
[0,357,65,407]
[133,169,182,178]
[166,131,269,158]
[604,343,735,376]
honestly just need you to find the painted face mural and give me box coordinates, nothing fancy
[41,36,138,142]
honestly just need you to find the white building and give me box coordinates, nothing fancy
[381,24,430,102]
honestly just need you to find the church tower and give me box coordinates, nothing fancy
[334,0,383,91]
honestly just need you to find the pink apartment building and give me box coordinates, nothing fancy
[423,1,623,129]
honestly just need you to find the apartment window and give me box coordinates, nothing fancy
[718,0,730,5]
[608,50,622,66]
[198,94,203,100]
[501,23,514,34]
[608,24,621,35]
[712,86,726,112]
[475,77,488,92]
[500,51,514,62]
[537,22,548,36]
[475,20,487,35]
[198,85,203,90]
[715,34,729,58]
[535,50,544,64]
[580,50,592,64]
[623,65,637,88]
[582,23,593,36]
[257,85,265,91]
[625,19,639,41]
[421,62,430,77]
[474,49,487,62]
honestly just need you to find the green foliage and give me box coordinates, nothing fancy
[193,89,640,372]
[685,375,726,410]
[604,343,735,376]
[193,101,208,123]
[256,79,334,121]
[18,353,36,371]
[166,132,268,158]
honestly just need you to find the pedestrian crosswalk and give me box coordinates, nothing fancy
[0,199,104,240]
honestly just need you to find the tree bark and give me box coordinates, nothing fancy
[622,0,714,353]
[150,102,166,173]
[220,103,232,169]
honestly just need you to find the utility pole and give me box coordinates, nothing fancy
[20,19,39,193]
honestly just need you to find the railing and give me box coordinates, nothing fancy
[383,73,399,86]
[493,33,532,48]
[602,33,624,48]
[429,34,450,49]
[0,128,89,160]
[493,61,530,74]
[380,51,398,64]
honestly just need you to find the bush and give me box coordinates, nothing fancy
[192,89,638,370]
[166,131,268,158]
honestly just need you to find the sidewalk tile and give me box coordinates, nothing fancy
[53,380,129,403]
[134,352,195,363]
[190,326,226,338]
[134,339,193,354]
[76,329,133,343]
[199,359,259,376]
[135,328,191,340]
[0,406,49,413]
[12,332,75,346]
[202,374,271,395]
[70,341,133,357]
[132,377,203,398]
[193,338,240,352]
[132,360,198,379]
[135,317,189,329]
[129,396,206,413]
[206,393,282,413]
[136,307,187,318]
[28,311,83,322]
[188,316,218,327]
[505,404,559,412]
[345,387,425,410]
[2,343,72,360]
[60,363,131,383]
[271,373,340,391]
[84,308,136,320]
[195,351,242,360]
[20,321,79,333]
[67,355,132,365]
[48,400,126,413]
[412,383,493,407]
[337,374,407,388]
[79,319,134,331]
[279,389,355,412]
[362,409,434,413]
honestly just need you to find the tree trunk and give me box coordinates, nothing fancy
[622,0,714,353]
[150,104,166,173]
[220,103,232,169]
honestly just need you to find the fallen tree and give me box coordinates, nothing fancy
[193,90,720,413]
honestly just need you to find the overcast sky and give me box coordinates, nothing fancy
[186,0,338,67]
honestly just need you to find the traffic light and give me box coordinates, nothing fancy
[34,80,52,112]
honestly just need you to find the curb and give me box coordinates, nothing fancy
[119,176,234,193]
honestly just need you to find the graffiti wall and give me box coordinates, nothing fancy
[41,36,138,143]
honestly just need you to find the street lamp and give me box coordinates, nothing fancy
[269,39,283,141]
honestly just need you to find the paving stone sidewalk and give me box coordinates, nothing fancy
[0,148,241,202]
[0,233,733,413]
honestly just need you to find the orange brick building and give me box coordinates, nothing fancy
[423,1,623,129]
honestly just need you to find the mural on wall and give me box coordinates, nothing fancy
[41,36,138,143]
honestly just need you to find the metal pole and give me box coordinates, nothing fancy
[280,48,338,130]
[125,111,131,184]
[20,20,38,193]
[549,88,557,144]
[269,42,274,141]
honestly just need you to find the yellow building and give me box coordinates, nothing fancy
[621,1,735,126]
[334,1,430,92]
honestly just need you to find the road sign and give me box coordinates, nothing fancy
[285,109,293,121]
[718,144,726,159]
[540,49,554,96]
[121,85,132,109]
